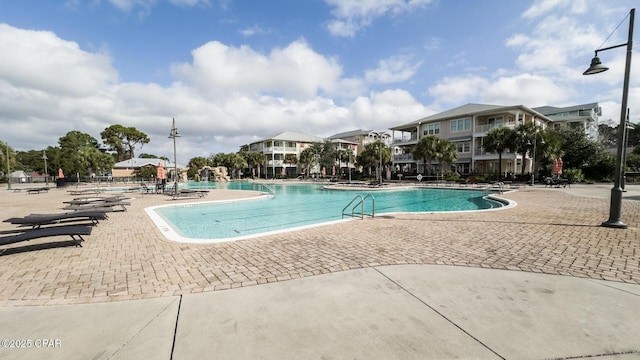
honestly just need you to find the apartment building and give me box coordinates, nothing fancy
[241,131,337,178]
[532,102,600,140]
[389,103,553,177]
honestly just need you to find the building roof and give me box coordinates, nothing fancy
[532,103,599,116]
[113,158,179,169]
[253,131,325,144]
[390,103,550,130]
[327,129,374,139]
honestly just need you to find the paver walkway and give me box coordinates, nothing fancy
[1,183,638,306]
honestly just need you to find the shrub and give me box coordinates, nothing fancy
[562,168,584,183]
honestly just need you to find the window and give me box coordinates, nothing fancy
[487,116,503,126]
[450,118,471,133]
[423,123,440,135]
[455,142,471,153]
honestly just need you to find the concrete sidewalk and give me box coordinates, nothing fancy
[1,265,639,360]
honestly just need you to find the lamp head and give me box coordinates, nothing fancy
[583,55,609,75]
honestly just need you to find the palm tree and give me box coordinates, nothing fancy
[434,139,458,179]
[299,148,315,178]
[335,149,348,178]
[283,154,297,177]
[514,123,539,174]
[412,135,439,176]
[484,127,515,181]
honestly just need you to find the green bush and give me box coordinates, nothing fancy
[562,168,584,183]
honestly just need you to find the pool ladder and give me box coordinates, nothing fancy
[260,184,276,196]
[342,194,375,219]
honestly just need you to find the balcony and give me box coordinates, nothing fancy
[393,153,414,162]
[262,146,298,154]
[474,123,516,134]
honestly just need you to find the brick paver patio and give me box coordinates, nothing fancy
[1,184,638,306]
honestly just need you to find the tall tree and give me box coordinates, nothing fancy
[484,127,515,181]
[241,151,266,178]
[187,156,211,179]
[434,139,458,178]
[101,124,150,160]
[58,131,111,177]
[299,148,316,178]
[412,135,439,175]
[357,140,390,178]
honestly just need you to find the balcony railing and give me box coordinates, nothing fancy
[474,149,518,156]
[474,123,516,133]
[393,153,414,162]
[263,146,298,153]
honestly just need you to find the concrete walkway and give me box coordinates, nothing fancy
[1,265,639,359]
[0,183,639,359]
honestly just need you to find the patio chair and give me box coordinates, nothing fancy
[0,225,92,248]
[4,211,108,229]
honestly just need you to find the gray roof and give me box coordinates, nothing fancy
[255,131,325,144]
[390,103,550,130]
[327,129,374,139]
[532,103,599,116]
[113,158,180,169]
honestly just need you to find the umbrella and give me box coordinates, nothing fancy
[281,167,286,177]
[332,166,336,176]
[157,162,166,180]
[58,168,64,178]
[321,167,326,177]
[552,158,563,176]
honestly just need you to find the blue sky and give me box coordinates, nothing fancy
[0,0,638,163]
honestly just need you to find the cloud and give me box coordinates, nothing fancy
[170,39,343,100]
[0,22,427,161]
[364,55,421,84]
[0,24,117,97]
[325,0,433,37]
[239,25,270,37]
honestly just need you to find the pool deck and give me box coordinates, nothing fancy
[0,182,639,359]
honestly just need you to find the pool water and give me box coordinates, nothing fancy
[150,183,504,242]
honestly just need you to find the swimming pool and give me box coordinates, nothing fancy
[146,183,509,243]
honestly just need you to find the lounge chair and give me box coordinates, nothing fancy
[4,211,108,229]
[67,188,103,196]
[26,187,50,194]
[62,202,130,212]
[0,225,92,248]
[63,195,129,205]
[171,189,209,200]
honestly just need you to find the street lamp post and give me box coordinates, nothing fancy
[5,144,10,190]
[583,8,634,228]
[622,110,633,191]
[42,150,48,185]
[370,131,390,184]
[528,130,543,186]
[168,118,180,194]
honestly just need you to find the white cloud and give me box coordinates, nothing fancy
[0,23,428,161]
[325,0,433,37]
[364,55,421,84]
[171,39,343,100]
[0,24,117,97]
[239,25,270,37]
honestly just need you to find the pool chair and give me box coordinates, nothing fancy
[25,187,50,194]
[62,197,131,212]
[0,225,92,248]
[171,189,209,200]
[4,211,108,229]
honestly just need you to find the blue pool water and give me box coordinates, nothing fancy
[149,183,505,242]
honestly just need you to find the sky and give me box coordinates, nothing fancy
[1,0,639,164]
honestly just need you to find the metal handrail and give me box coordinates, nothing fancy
[260,183,276,196]
[341,194,375,219]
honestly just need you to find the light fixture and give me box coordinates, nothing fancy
[583,8,634,228]
[168,118,180,194]
[583,54,609,75]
